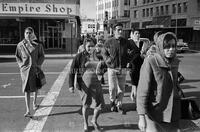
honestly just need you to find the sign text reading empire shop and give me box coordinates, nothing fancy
[0,3,77,15]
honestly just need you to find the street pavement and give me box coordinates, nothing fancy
[0,51,200,132]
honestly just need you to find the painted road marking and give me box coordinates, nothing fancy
[23,60,72,132]
[0,95,46,99]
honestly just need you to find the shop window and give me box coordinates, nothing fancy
[0,19,19,45]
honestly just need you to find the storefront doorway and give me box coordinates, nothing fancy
[46,26,62,49]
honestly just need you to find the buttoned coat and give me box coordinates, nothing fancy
[136,53,181,123]
[15,39,45,93]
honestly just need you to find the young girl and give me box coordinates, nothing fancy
[68,38,104,132]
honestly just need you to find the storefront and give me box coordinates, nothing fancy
[0,1,80,54]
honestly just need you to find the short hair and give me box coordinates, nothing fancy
[113,22,123,29]
[83,38,94,49]
[130,28,140,35]
[131,28,140,33]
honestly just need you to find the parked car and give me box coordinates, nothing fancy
[176,39,189,53]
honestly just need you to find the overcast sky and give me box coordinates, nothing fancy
[80,0,96,19]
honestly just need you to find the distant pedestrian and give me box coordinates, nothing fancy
[15,27,45,117]
[95,38,106,84]
[137,32,181,132]
[69,38,104,131]
[127,28,144,102]
[102,23,137,113]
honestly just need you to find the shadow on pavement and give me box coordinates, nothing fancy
[180,84,197,89]
[0,58,16,63]
[101,123,138,131]
[182,79,200,84]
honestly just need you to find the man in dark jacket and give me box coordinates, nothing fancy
[102,23,139,113]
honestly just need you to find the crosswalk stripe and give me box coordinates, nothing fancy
[23,60,72,132]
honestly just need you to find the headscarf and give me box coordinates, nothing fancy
[156,32,177,61]
[24,27,37,42]
[153,31,163,43]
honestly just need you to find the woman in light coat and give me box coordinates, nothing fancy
[137,32,181,132]
[15,27,45,117]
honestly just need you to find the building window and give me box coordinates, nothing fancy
[131,22,140,29]
[143,9,145,17]
[160,6,164,15]
[143,0,146,4]
[116,0,118,7]
[178,3,181,13]
[156,6,159,16]
[183,2,188,13]
[151,0,154,2]
[150,7,153,16]
[134,10,138,18]
[165,5,169,15]
[172,4,176,14]
[146,8,149,17]
[124,0,130,5]
[134,0,137,6]
[124,10,130,17]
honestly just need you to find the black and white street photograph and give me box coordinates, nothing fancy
[0,0,200,131]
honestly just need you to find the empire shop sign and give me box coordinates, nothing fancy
[0,3,78,16]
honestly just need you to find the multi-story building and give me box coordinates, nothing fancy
[0,0,81,54]
[81,19,97,35]
[130,0,200,45]
[96,0,131,36]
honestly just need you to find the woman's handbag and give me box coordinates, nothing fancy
[178,85,200,120]
[181,97,200,120]
[36,67,46,88]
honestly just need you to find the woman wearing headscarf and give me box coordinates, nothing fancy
[68,38,105,132]
[136,32,181,132]
[15,27,45,117]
